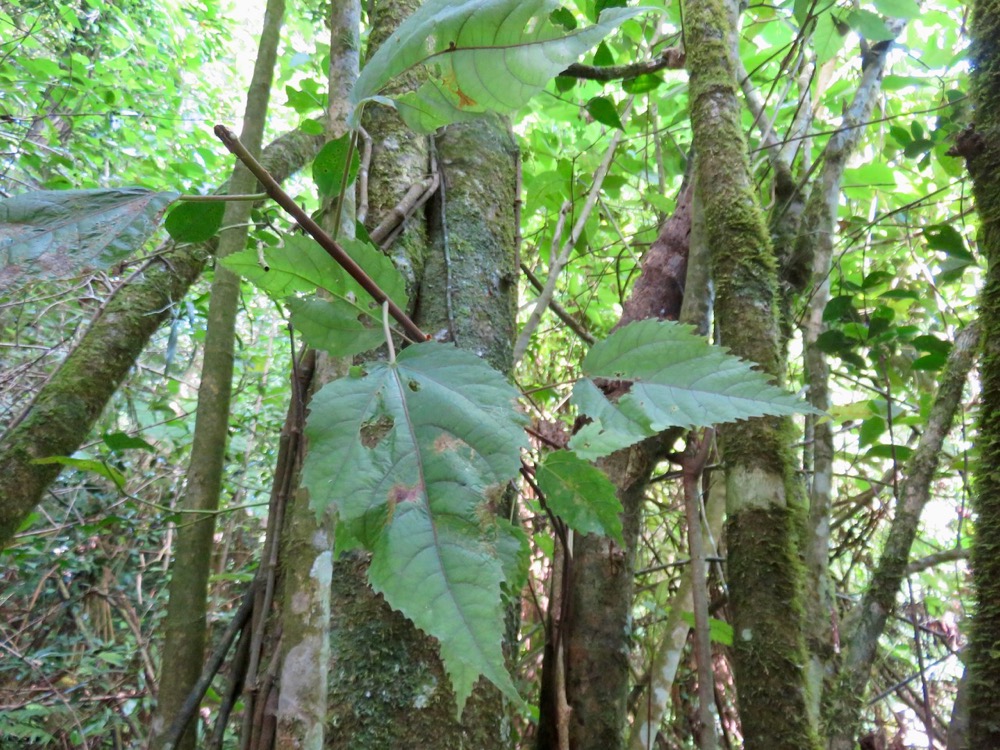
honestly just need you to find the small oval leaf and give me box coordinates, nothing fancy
[165,200,225,243]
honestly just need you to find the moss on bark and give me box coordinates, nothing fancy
[0,126,323,550]
[684,0,819,747]
[324,7,519,739]
[965,0,1000,745]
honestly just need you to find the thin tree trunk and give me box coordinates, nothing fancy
[957,0,1000,744]
[150,3,286,747]
[826,323,978,750]
[550,171,692,750]
[685,0,820,747]
[273,2,358,747]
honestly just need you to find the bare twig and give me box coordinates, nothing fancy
[214,125,428,344]
[520,263,595,344]
[513,99,633,363]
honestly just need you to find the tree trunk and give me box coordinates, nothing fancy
[323,114,520,749]
[150,4,286,747]
[0,123,324,550]
[961,0,1000,744]
[684,0,820,747]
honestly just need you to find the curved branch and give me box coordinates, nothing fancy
[560,47,686,81]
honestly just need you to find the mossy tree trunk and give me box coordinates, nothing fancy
[0,125,322,551]
[323,115,519,750]
[684,0,820,747]
[961,0,1000,744]
[319,1,520,746]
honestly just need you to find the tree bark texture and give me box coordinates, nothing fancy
[272,2,359,748]
[150,2,287,747]
[540,162,692,750]
[319,3,519,739]
[684,0,820,747]
[963,0,1000,744]
[0,125,324,550]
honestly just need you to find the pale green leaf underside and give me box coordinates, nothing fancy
[0,188,178,292]
[349,1,656,133]
[222,234,407,356]
[302,342,528,712]
[536,450,623,544]
[569,320,820,459]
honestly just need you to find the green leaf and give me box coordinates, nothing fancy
[164,199,226,243]
[912,352,948,371]
[568,320,820,459]
[286,295,385,356]
[0,188,179,290]
[285,79,324,114]
[549,7,578,30]
[813,12,848,64]
[299,118,326,136]
[312,133,360,199]
[536,450,623,543]
[302,343,529,713]
[622,73,663,94]
[349,0,657,133]
[592,41,615,67]
[859,416,885,448]
[873,0,919,18]
[222,234,408,353]
[847,9,895,41]
[679,612,734,645]
[102,431,156,453]
[586,96,624,130]
[867,444,914,460]
[32,456,125,486]
[569,378,656,459]
[924,224,973,261]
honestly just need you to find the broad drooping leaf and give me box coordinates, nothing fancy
[0,188,179,291]
[535,450,623,544]
[348,0,656,133]
[569,320,820,459]
[302,342,529,713]
[222,234,408,357]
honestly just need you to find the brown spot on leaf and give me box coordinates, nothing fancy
[360,415,393,448]
[388,483,420,505]
[433,433,466,453]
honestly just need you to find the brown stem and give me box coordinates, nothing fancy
[214,124,429,344]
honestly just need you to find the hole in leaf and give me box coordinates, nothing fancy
[407,379,421,392]
[360,415,393,448]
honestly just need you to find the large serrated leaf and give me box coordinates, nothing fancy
[568,320,820,459]
[536,450,623,543]
[222,234,408,356]
[302,342,528,713]
[349,0,656,133]
[0,187,179,291]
